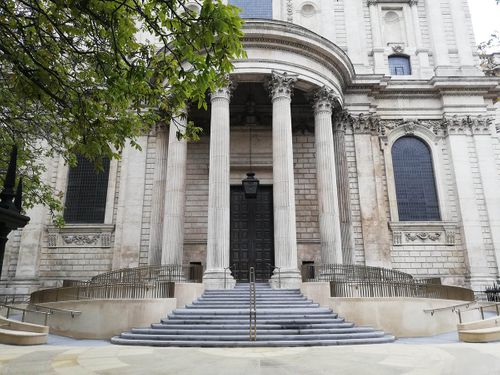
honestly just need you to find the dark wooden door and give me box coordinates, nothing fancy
[230,186,274,282]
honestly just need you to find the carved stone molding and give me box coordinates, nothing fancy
[442,115,493,135]
[312,86,337,115]
[389,222,458,247]
[332,110,353,132]
[287,0,293,22]
[47,224,115,248]
[348,114,493,138]
[268,71,298,100]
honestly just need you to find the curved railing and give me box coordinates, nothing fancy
[301,264,474,301]
[301,264,419,283]
[89,264,204,285]
[30,264,204,304]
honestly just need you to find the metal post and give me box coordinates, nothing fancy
[480,306,485,320]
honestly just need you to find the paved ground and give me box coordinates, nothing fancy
[0,334,499,374]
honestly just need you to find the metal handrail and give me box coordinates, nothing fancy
[224,264,236,289]
[1,304,51,326]
[249,267,257,341]
[29,304,82,318]
[456,302,500,323]
[423,301,478,316]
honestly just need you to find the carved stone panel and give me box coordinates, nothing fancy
[47,224,115,248]
[389,222,458,246]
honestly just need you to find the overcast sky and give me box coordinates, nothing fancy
[468,0,500,44]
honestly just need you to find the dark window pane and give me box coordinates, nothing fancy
[389,55,411,75]
[229,0,272,19]
[392,137,440,221]
[64,155,110,223]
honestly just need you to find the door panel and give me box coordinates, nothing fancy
[230,186,274,281]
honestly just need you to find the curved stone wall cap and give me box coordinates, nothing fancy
[241,19,356,87]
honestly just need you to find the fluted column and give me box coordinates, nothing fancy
[333,112,355,265]
[203,85,234,289]
[161,114,188,265]
[148,125,168,265]
[313,87,343,266]
[269,71,301,289]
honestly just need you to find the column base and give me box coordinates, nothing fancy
[270,268,302,289]
[203,269,236,290]
[467,274,497,295]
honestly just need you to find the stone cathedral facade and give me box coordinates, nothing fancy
[1,0,500,295]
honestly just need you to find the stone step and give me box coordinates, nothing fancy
[185,304,321,309]
[132,327,375,335]
[172,307,332,315]
[161,318,346,325]
[197,296,308,301]
[150,322,356,330]
[119,331,386,341]
[111,336,396,347]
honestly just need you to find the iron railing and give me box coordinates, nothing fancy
[249,267,257,341]
[329,280,475,301]
[1,304,52,326]
[301,264,474,301]
[30,281,175,304]
[89,264,203,285]
[301,264,418,283]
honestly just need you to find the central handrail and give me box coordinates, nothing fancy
[249,267,257,341]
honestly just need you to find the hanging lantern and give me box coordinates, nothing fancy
[242,172,259,199]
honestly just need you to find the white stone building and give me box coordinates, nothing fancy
[1,0,500,295]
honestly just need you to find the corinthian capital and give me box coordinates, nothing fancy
[268,71,298,101]
[313,86,337,115]
[210,77,236,102]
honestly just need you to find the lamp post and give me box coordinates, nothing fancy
[0,146,30,279]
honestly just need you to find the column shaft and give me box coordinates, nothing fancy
[333,116,355,265]
[148,126,168,265]
[269,72,301,289]
[313,88,343,265]
[161,117,188,265]
[203,86,233,289]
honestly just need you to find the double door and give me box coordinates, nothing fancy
[230,186,274,282]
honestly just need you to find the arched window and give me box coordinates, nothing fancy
[228,0,272,19]
[389,55,411,76]
[64,155,110,223]
[392,137,440,221]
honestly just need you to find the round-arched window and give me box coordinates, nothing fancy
[392,137,440,221]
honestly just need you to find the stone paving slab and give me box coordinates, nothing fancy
[0,334,499,374]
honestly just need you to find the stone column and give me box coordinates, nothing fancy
[409,1,432,78]
[333,112,355,265]
[269,71,301,289]
[313,87,343,266]
[203,85,234,289]
[161,114,188,265]
[448,0,478,75]
[424,0,451,75]
[368,1,385,75]
[148,125,168,265]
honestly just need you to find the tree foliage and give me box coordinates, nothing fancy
[0,0,244,219]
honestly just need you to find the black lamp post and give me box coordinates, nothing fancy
[0,146,30,279]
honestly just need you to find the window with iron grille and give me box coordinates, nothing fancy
[392,137,440,221]
[228,0,272,19]
[64,155,110,223]
[388,55,412,75]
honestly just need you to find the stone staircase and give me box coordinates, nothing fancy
[111,283,395,347]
